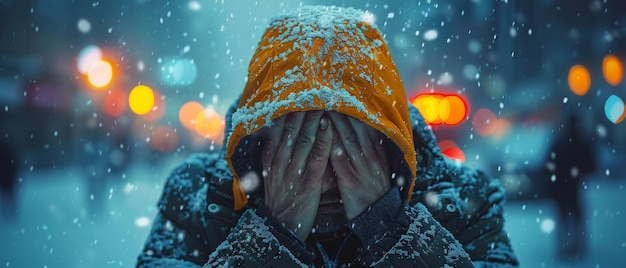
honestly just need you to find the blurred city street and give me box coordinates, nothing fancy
[1,158,625,267]
[1,0,626,267]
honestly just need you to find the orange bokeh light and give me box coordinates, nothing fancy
[410,93,468,125]
[568,64,591,96]
[602,54,624,86]
[492,118,512,139]
[194,108,224,139]
[179,101,205,131]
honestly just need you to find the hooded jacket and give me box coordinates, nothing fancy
[227,5,416,210]
[137,6,519,268]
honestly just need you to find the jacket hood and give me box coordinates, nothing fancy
[226,6,417,210]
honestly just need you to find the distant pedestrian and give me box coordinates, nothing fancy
[545,114,596,261]
[0,139,18,220]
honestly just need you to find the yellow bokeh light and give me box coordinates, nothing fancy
[87,60,113,88]
[411,94,467,125]
[422,96,441,124]
[128,85,155,115]
[141,91,165,122]
[568,64,591,96]
[602,55,623,86]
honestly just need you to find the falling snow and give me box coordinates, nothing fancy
[0,0,625,267]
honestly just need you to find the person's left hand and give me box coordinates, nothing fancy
[328,112,391,220]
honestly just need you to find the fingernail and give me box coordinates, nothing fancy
[320,117,328,130]
[334,147,343,156]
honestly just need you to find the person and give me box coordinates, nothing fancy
[76,106,131,216]
[137,6,519,267]
[545,114,596,261]
[0,138,18,220]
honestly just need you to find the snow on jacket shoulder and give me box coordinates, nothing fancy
[136,152,518,267]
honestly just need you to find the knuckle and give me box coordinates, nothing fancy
[284,121,297,134]
[283,113,301,134]
[309,143,329,161]
[332,136,341,146]
[261,148,273,166]
[261,139,276,163]
[345,132,358,144]
[296,131,315,144]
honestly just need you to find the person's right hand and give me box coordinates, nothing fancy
[261,111,334,242]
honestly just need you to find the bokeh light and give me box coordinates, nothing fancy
[188,1,201,11]
[472,108,498,137]
[149,125,179,152]
[437,140,458,152]
[134,217,150,228]
[103,89,127,117]
[129,85,155,115]
[77,45,102,74]
[567,64,591,96]
[483,74,507,98]
[77,18,91,33]
[423,29,438,41]
[440,95,467,124]
[179,101,205,131]
[540,218,555,234]
[411,93,468,125]
[462,64,479,81]
[602,54,623,86]
[442,147,465,163]
[438,140,465,162]
[141,91,165,122]
[194,108,224,139]
[438,72,454,86]
[87,60,113,88]
[492,118,512,140]
[160,57,198,86]
[604,95,625,124]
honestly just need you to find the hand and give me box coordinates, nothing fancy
[328,112,390,220]
[261,111,334,242]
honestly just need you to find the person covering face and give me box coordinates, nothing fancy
[137,6,519,268]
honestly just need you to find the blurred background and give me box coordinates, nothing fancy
[1,0,625,267]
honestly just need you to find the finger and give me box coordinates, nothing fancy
[300,114,334,184]
[262,116,286,172]
[327,112,367,171]
[286,111,325,180]
[330,133,357,183]
[272,112,306,182]
[347,116,378,163]
[262,116,285,199]
[348,116,389,179]
[366,128,390,179]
